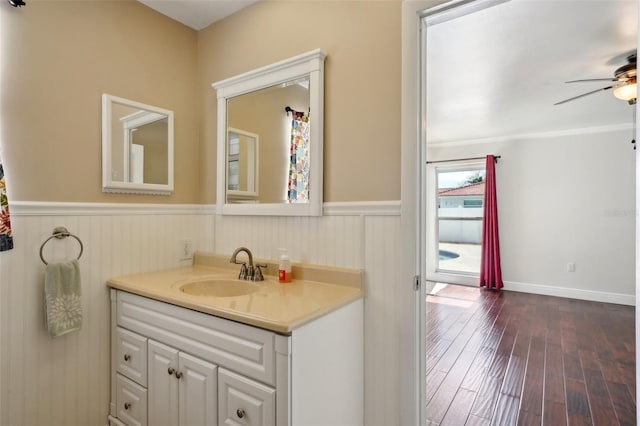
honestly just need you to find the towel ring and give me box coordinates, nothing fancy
[40,226,84,266]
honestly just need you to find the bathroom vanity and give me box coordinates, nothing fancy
[107,253,363,426]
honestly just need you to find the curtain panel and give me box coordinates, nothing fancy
[479,155,502,289]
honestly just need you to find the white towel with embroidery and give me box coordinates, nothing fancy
[44,259,82,337]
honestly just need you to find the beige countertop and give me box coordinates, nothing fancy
[107,252,363,335]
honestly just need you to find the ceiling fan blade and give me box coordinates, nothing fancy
[607,49,637,66]
[565,78,617,83]
[554,85,613,105]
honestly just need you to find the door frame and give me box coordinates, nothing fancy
[403,1,640,425]
[402,2,493,424]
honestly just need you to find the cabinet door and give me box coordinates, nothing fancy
[219,368,276,426]
[179,352,218,426]
[148,340,179,426]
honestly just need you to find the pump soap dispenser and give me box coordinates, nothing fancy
[278,248,292,283]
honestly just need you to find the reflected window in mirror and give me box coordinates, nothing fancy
[102,94,174,195]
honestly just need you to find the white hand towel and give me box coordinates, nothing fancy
[44,259,82,337]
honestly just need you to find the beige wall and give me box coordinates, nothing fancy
[0,0,199,203]
[199,0,402,203]
[1,1,401,205]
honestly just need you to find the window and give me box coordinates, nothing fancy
[463,199,483,208]
[427,160,485,284]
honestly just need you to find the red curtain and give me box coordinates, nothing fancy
[479,155,503,289]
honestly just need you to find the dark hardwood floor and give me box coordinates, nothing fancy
[425,284,636,426]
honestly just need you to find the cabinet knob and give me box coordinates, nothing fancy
[236,408,246,419]
[124,354,131,362]
[124,402,131,410]
[175,371,183,379]
[168,367,176,376]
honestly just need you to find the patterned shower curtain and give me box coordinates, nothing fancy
[0,154,13,251]
[287,111,310,203]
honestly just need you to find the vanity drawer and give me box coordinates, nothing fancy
[116,374,148,426]
[116,327,148,386]
[219,368,276,426]
[117,291,276,386]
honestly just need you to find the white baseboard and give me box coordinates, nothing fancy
[504,280,635,306]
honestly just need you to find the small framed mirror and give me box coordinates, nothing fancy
[213,49,326,216]
[101,94,174,195]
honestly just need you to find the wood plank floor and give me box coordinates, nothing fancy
[425,284,636,426]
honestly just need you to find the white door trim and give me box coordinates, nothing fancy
[401,2,438,425]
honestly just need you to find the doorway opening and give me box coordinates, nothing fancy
[417,0,638,424]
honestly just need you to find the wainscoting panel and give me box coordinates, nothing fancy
[0,206,214,426]
[363,215,403,426]
[0,202,403,426]
[214,215,364,268]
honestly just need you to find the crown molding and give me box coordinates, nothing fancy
[429,123,634,148]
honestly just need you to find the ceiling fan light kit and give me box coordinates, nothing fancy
[556,52,637,106]
[613,81,637,105]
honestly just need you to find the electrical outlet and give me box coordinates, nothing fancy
[567,262,575,273]
[180,239,193,260]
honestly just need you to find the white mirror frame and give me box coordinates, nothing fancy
[101,94,174,195]
[212,49,326,216]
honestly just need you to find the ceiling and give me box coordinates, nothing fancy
[426,0,638,144]
[138,0,257,30]
[136,0,637,144]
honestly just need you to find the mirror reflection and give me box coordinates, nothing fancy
[112,104,169,184]
[213,48,325,216]
[102,94,174,195]
[226,78,310,204]
[227,128,259,202]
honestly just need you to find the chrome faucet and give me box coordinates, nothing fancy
[229,247,266,281]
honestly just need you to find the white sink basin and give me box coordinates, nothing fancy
[179,279,259,297]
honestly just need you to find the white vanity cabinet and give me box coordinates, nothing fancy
[108,289,363,426]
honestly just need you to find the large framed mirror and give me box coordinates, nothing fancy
[212,49,326,216]
[101,94,174,195]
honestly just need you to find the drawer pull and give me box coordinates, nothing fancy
[168,367,176,376]
[237,408,245,419]
[123,354,131,362]
[175,371,183,379]
[124,402,131,410]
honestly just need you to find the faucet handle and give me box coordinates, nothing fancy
[252,263,267,281]
[237,263,248,280]
[246,264,255,280]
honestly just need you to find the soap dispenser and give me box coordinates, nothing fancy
[278,248,291,283]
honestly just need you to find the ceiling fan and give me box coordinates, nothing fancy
[554,53,637,106]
